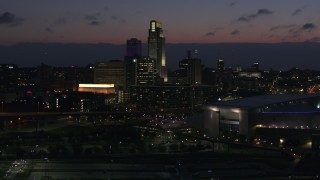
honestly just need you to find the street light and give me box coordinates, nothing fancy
[44,157,49,178]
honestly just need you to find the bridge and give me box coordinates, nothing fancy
[177,132,300,160]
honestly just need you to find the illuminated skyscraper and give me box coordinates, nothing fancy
[148,20,167,82]
[136,57,154,85]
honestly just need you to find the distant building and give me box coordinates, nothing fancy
[94,60,125,90]
[202,68,216,85]
[125,38,142,88]
[236,65,242,72]
[238,71,261,78]
[136,57,155,85]
[252,62,259,70]
[37,64,54,90]
[124,57,137,88]
[130,85,216,111]
[148,20,167,82]
[53,91,107,112]
[179,50,202,85]
[0,64,18,92]
[217,59,225,71]
[126,38,142,57]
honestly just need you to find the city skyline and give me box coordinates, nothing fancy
[1,1,320,70]
[1,0,320,45]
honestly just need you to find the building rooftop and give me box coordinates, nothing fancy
[210,94,320,109]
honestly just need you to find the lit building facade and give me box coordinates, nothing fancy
[94,60,125,90]
[130,85,216,111]
[148,20,167,82]
[136,57,155,85]
[52,92,107,112]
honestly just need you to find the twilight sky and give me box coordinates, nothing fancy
[1,0,320,45]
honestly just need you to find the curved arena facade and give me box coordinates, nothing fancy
[204,94,320,139]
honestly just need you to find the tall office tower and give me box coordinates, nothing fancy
[0,64,18,92]
[217,59,225,71]
[125,38,142,88]
[94,60,125,89]
[136,57,155,85]
[124,56,137,88]
[148,20,167,82]
[179,50,202,85]
[126,38,142,57]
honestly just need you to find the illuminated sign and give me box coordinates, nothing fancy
[78,84,114,88]
[78,84,115,94]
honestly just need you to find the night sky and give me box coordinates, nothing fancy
[1,0,320,69]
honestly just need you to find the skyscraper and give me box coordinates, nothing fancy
[217,59,225,71]
[136,57,155,85]
[148,20,167,82]
[124,38,142,88]
[179,50,202,85]
[126,38,142,57]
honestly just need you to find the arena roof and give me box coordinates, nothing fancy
[210,94,320,109]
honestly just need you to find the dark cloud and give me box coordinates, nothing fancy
[0,12,24,26]
[84,13,104,26]
[257,9,274,15]
[292,6,306,16]
[103,6,109,12]
[292,9,302,16]
[84,15,98,21]
[305,37,320,42]
[88,21,100,26]
[205,32,215,36]
[269,24,296,31]
[229,2,237,7]
[110,15,126,23]
[301,23,316,31]
[238,9,274,22]
[44,27,53,33]
[288,23,317,38]
[231,29,240,35]
[54,18,67,25]
[134,10,143,15]
[44,17,67,33]
[205,27,223,37]
[110,16,118,20]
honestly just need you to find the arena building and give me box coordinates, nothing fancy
[204,94,320,141]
